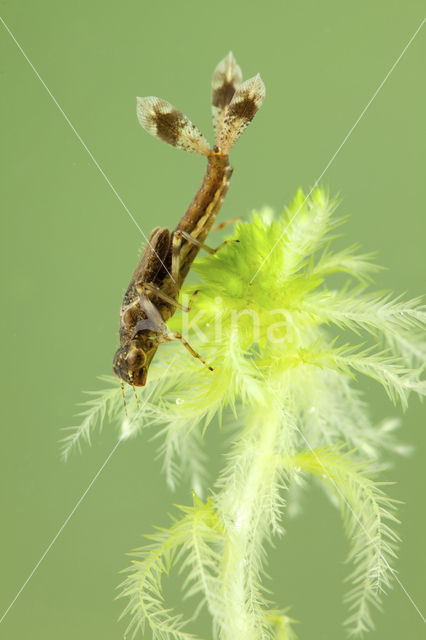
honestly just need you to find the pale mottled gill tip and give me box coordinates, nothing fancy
[211,51,243,139]
[216,73,266,154]
[136,96,211,156]
[136,53,265,157]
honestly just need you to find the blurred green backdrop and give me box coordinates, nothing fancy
[1,1,425,638]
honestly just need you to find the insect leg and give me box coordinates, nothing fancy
[136,282,195,313]
[211,216,241,231]
[154,331,214,372]
[174,229,228,255]
[132,293,168,336]
[172,230,183,283]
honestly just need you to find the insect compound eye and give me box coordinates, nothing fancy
[125,347,147,370]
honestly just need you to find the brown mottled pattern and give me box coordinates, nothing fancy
[121,227,171,319]
[153,107,186,147]
[227,94,259,124]
[212,79,237,109]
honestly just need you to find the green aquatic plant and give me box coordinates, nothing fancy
[63,188,426,639]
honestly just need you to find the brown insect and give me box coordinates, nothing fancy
[112,52,265,389]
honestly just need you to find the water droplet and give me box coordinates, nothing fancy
[309,406,316,414]
[176,398,184,405]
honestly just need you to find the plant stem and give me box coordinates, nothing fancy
[215,396,285,639]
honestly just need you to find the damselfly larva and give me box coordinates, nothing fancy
[113,53,265,387]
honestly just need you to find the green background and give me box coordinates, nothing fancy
[1,1,425,638]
